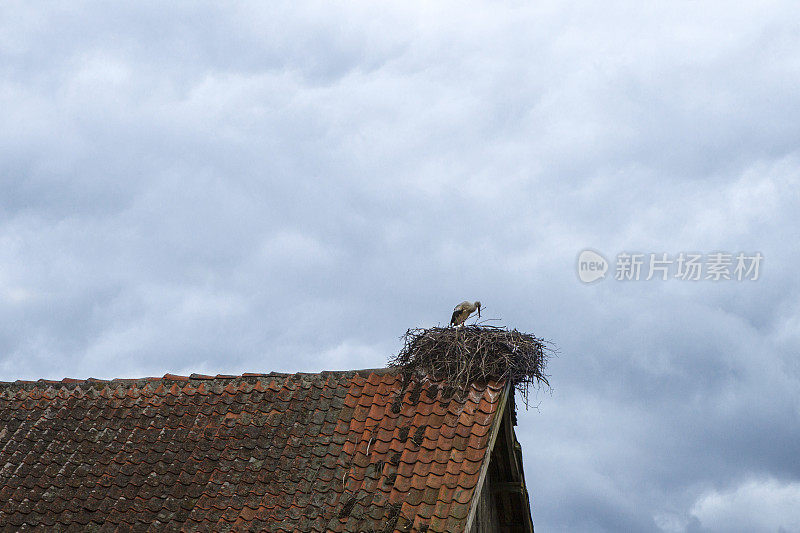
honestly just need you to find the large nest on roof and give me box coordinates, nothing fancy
[389,325,553,408]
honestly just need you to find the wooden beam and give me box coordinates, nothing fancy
[492,481,526,494]
[502,406,522,481]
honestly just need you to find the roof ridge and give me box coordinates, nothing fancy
[0,367,398,389]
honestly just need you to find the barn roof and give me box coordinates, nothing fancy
[0,368,529,532]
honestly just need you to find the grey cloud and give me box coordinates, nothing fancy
[2,2,800,531]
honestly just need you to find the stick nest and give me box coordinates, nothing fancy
[389,325,553,408]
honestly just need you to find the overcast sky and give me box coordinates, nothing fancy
[2,2,800,531]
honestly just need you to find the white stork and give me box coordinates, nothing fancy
[450,300,481,327]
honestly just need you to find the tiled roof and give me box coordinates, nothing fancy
[0,369,507,532]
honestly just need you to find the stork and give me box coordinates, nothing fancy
[450,301,481,327]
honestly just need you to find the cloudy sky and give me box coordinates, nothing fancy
[2,1,800,531]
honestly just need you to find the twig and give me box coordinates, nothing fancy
[389,325,554,409]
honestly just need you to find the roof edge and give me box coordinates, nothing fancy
[0,367,400,389]
[462,380,512,533]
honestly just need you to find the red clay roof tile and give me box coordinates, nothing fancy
[0,369,506,532]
